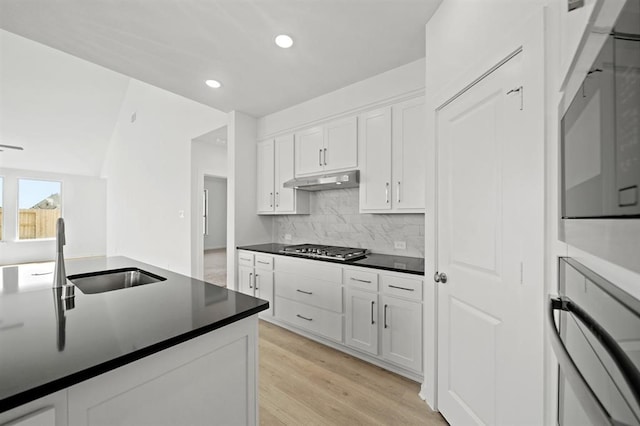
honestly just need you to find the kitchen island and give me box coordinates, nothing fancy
[0,256,268,425]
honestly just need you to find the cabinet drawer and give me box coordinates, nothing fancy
[275,271,343,312]
[344,268,378,292]
[254,255,273,270]
[381,274,422,301]
[275,296,343,342]
[238,251,254,267]
[275,256,342,283]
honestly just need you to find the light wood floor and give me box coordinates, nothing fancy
[259,320,448,426]
[203,248,226,287]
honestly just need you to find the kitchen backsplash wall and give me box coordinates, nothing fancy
[273,188,424,257]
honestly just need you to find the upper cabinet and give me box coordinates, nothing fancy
[359,96,426,213]
[294,116,358,176]
[257,134,309,215]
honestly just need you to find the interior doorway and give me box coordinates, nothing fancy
[203,175,227,286]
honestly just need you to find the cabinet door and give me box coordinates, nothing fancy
[274,134,295,213]
[0,391,66,426]
[359,107,392,211]
[345,288,378,356]
[255,271,274,317]
[324,116,358,172]
[238,265,254,296]
[256,140,275,213]
[392,97,426,211]
[295,126,324,176]
[381,295,422,372]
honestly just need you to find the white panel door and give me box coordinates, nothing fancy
[392,97,426,211]
[256,140,274,213]
[436,50,543,425]
[381,295,422,372]
[345,288,379,355]
[324,116,358,172]
[274,134,295,213]
[295,126,324,176]
[359,107,392,211]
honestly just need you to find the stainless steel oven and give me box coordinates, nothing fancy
[549,258,640,425]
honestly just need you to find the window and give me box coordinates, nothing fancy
[18,179,61,240]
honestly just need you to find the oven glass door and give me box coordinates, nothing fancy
[551,258,640,426]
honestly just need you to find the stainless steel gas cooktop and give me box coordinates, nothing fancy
[279,244,368,261]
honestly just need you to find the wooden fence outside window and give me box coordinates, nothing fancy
[0,208,60,240]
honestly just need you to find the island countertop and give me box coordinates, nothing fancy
[0,256,268,413]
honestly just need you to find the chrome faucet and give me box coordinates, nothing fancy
[53,218,67,288]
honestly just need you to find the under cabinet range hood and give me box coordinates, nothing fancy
[283,170,359,191]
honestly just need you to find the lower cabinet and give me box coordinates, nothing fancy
[345,288,378,356]
[238,251,274,317]
[381,295,422,372]
[0,392,66,426]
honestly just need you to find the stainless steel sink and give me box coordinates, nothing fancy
[68,268,166,294]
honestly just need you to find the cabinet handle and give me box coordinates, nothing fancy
[384,304,388,328]
[276,191,279,207]
[240,257,251,262]
[249,272,253,289]
[324,148,327,166]
[388,284,414,292]
[296,289,313,295]
[270,192,273,208]
[350,277,372,284]
[371,301,375,325]
[397,181,401,203]
[257,260,270,265]
[296,314,313,321]
[319,149,322,166]
[255,274,259,290]
[385,182,390,204]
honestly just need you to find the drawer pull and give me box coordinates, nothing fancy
[371,301,375,325]
[296,289,313,295]
[257,260,270,265]
[240,257,251,262]
[388,284,414,292]
[296,314,313,321]
[350,277,372,284]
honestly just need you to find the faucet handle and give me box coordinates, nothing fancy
[56,218,66,248]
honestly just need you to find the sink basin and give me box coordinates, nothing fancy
[68,268,166,294]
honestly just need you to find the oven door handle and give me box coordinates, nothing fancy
[549,295,640,425]
[548,296,612,425]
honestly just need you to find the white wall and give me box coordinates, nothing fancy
[204,176,227,250]
[257,58,426,138]
[102,79,227,275]
[0,168,106,265]
[227,111,273,290]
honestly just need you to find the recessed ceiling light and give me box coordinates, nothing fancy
[275,34,293,49]
[205,79,221,88]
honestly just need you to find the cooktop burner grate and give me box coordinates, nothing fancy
[280,244,368,261]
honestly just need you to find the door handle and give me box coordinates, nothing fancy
[434,272,447,284]
[371,301,375,325]
[269,192,273,208]
[397,181,401,203]
[249,272,253,289]
[254,274,259,290]
[275,191,279,208]
[319,149,322,166]
[324,148,327,166]
[385,182,390,204]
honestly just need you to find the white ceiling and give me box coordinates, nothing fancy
[0,0,441,117]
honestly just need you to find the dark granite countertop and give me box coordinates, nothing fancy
[0,256,268,413]
[237,243,425,276]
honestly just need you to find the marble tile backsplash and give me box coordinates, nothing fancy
[273,188,425,257]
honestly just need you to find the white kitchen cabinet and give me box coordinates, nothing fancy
[237,251,274,317]
[67,316,258,426]
[0,392,66,426]
[256,135,309,215]
[345,288,379,356]
[294,116,357,176]
[381,295,422,372]
[359,96,426,213]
